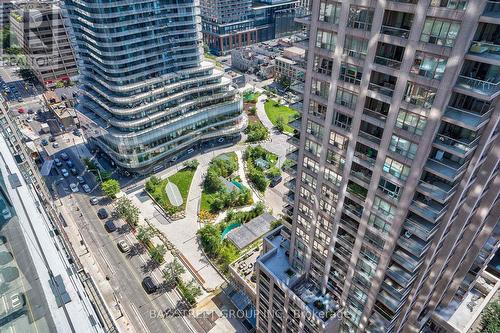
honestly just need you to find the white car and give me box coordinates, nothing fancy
[82,184,91,193]
[61,169,69,177]
[117,239,130,253]
[69,183,79,193]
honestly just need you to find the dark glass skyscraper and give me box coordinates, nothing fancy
[65,0,244,173]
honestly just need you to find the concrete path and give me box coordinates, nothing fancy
[255,93,275,130]
[124,94,293,291]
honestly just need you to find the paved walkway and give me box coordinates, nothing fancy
[125,94,292,292]
[255,93,274,130]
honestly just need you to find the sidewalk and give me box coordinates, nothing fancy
[58,201,135,333]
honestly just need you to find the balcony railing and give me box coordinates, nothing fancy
[443,106,491,130]
[397,235,429,257]
[290,102,304,113]
[369,82,395,97]
[417,179,458,203]
[359,130,382,145]
[291,82,305,94]
[380,25,410,39]
[363,108,388,122]
[289,118,302,131]
[469,41,500,60]
[344,203,363,217]
[350,169,372,183]
[426,158,468,181]
[333,119,352,131]
[434,133,480,157]
[403,216,438,241]
[386,264,415,287]
[374,55,402,69]
[347,182,368,200]
[456,75,500,96]
[340,219,359,235]
[354,151,377,167]
[410,198,447,223]
[392,249,421,273]
[378,291,401,313]
[287,136,300,147]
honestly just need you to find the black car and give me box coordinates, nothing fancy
[70,168,78,176]
[49,136,56,142]
[104,220,117,232]
[97,208,108,219]
[142,277,157,294]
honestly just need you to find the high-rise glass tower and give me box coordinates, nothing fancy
[256,0,499,332]
[64,0,244,173]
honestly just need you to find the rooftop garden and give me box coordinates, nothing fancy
[245,121,269,143]
[244,145,280,192]
[200,153,253,218]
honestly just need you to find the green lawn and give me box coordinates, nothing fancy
[264,99,299,134]
[147,167,196,211]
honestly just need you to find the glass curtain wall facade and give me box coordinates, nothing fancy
[64,0,244,173]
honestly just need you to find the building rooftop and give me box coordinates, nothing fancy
[231,246,261,290]
[226,212,276,250]
[432,272,500,333]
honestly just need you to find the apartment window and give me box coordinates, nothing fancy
[343,35,368,60]
[335,88,358,109]
[430,0,467,9]
[329,131,349,150]
[324,167,342,186]
[316,29,337,51]
[303,156,319,173]
[320,199,336,215]
[305,139,321,157]
[333,111,352,131]
[350,286,368,304]
[322,184,338,202]
[411,52,447,80]
[326,149,346,169]
[403,82,436,109]
[420,18,460,47]
[306,120,324,139]
[311,79,330,99]
[308,101,327,119]
[302,172,317,190]
[313,55,333,76]
[373,196,397,220]
[339,63,363,85]
[383,157,410,181]
[379,177,401,199]
[300,186,313,202]
[389,135,419,159]
[319,1,341,24]
[396,109,427,135]
[368,214,391,234]
[347,6,374,31]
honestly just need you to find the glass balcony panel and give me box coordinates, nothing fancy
[386,264,415,288]
[410,197,447,223]
[469,41,500,62]
[434,133,480,157]
[391,248,421,272]
[456,75,500,96]
[443,106,491,130]
[483,1,500,18]
[397,233,429,256]
[425,157,467,181]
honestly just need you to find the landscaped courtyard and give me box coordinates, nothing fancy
[200,153,253,217]
[145,161,198,215]
[244,145,281,193]
[264,99,299,134]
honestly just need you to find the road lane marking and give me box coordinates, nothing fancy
[130,302,152,333]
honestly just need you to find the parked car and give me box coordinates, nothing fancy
[97,208,108,219]
[61,169,69,177]
[117,240,130,252]
[90,197,99,205]
[76,176,85,184]
[41,139,48,146]
[66,160,74,168]
[70,168,78,176]
[82,184,91,193]
[54,158,62,167]
[69,183,79,193]
[17,108,24,114]
[52,142,59,148]
[27,109,34,114]
[49,136,56,142]
[73,129,81,136]
[104,220,117,232]
[142,277,157,294]
[60,153,69,160]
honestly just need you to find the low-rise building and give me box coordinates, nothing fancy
[274,46,305,85]
[43,90,77,129]
[10,1,78,88]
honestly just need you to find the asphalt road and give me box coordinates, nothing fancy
[44,147,201,333]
